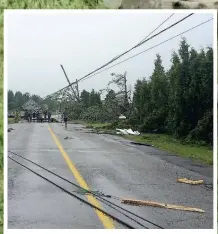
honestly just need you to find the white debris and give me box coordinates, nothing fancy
[134,131,140,136]
[116,129,129,135]
[126,129,135,135]
[119,115,126,119]
[116,128,140,136]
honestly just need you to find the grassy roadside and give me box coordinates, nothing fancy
[123,134,213,165]
[84,122,213,166]
[8,118,15,124]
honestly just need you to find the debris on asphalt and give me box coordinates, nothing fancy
[8,127,15,130]
[64,136,74,140]
[74,127,85,131]
[177,178,204,185]
[8,127,15,132]
[116,128,140,135]
[204,183,213,190]
[121,199,205,213]
[130,142,154,147]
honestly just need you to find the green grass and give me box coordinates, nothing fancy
[71,119,87,125]
[124,134,213,165]
[71,120,111,128]
[8,118,15,124]
[86,122,213,165]
[86,122,111,129]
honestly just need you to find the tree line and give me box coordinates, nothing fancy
[66,38,213,145]
[8,91,58,111]
[133,38,213,145]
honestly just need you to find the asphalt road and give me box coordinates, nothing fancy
[8,122,213,229]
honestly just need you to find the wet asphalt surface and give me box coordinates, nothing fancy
[8,122,213,229]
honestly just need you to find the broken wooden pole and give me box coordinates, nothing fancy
[177,178,204,185]
[121,199,205,213]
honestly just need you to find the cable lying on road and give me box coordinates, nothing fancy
[8,150,164,229]
[8,155,135,229]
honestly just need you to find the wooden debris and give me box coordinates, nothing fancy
[121,199,205,213]
[177,178,204,185]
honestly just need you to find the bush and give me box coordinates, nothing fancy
[105,120,135,130]
[187,110,213,145]
[80,105,108,122]
[126,117,141,129]
[139,112,167,133]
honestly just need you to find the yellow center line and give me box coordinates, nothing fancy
[48,126,115,229]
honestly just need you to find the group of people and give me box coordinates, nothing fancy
[25,108,69,127]
[25,110,52,122]
[42,110,52,121]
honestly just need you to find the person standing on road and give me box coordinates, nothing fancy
[39,111,43,123]
[48,111,51,122]
[36,110,39,122]
[63,108,68,129]
[27,111,32,122]
[44,110,47,120]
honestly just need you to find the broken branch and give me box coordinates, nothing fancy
[121,199,205,213]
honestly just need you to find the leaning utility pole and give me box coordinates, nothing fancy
[60,64,80,102]
[123,71,128,110]
[75,79,80,101]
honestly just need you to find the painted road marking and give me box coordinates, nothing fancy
[48,126,115,229]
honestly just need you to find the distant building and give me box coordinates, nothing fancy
[22,99,40,111]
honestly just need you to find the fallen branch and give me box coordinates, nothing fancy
[121,199,205,213]
[177,178,204,185]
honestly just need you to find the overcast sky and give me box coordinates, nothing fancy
[6,11,214,97]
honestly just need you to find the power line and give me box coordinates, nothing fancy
[8,150,164,229]
[47,13,193,98]
[47,17,211,98]
[75,13,193,82]
[136,14,175,45]
[76,18,213,84]
[8,155,135,229]
[108,13,175,63]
